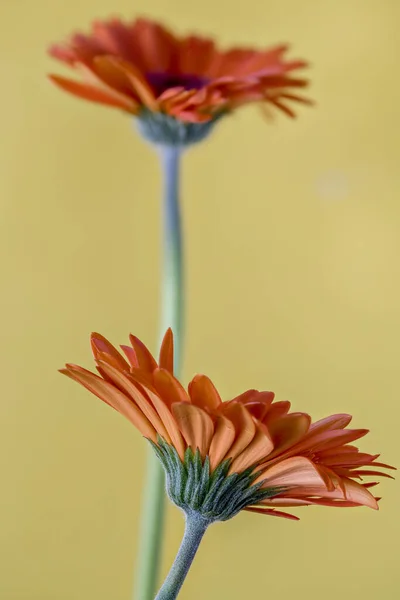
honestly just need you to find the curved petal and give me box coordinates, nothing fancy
[233,390,275,421]
[262,401,291,425]
[312,429,369,453]
[348,470,394,480]
[99,56,158,110]
[229,389,259,404]
[221,403,256,460]
[320,452,379,467]
[323,479,379,510]
[61,365,156,440]
[266,413,311,458]
[130,18,179,72]
[255,456,326,490]
[208,415,235,471]
[188,374,222,411]
[178,36,217,76]
[120,345,139,368]
[159,328,174,373]
[153,368,190,407]
[96,361,170,441]
[282,428,369,459]
[48,75,136,111]
[308,414,352,435]
[258,497,311,507]
[94,351,130,377]
[91,19,144,65]
[244,506,299,520]
[91,332,130,370]
[172,403,214,457]
[141,386,186,459]
[230,426,274,474]
[129,334,158,373]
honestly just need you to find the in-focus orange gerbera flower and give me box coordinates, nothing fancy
[61,329,393,522]
[48,17,311,140]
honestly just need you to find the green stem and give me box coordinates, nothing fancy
[155,513,208,600]
[133,146,184,600]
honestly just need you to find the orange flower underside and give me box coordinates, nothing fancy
[49,17,312,123]
[61,329,394,521]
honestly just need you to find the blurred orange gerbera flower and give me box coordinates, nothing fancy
[48,17,311,125]
[61,329,393,522]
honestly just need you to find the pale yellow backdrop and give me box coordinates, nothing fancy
[1,0,399,598]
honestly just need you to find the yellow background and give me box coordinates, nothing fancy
[1,0,399,598]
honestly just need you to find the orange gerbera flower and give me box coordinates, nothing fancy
[48,16,311,126]
[61,329,393,522]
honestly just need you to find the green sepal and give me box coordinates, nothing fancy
[150,437,285,523]
[136,109,224,147]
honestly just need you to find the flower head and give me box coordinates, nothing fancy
[48,17,311,145]
[61,329,393,522]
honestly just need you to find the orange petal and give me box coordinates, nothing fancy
[60,368,114,409]
[159,328,174,373]
[370,461,396,470]
[93,351,130,376]
[91,20,140,65]
[322,478,379,510]
[208,415,235,471]
[349,470,394,480]
[303,498,366,508]
[91,333,130,370]
[267,97,297,118]
[120,345,139,368]
[222,403,256,460]
[255,456,326,489]
[248,390,275,406]
[128,366,154,389]
[311,429,369,452]
[320,452,379,467]
[188,374,222,411]
[258,497,311,507]
[230,425,274,474]
[172,403,214,457]
[61,365,156,440]
[230,389,259,404]
[130,18,178,72]
[129,334,158,373]
[48,74,136,112]
[232,390,275,421]
[178,36,216,76]
[157,86,187,103]
[153,368,190,407]
[308,414,352,435]
[266,413,311,457]
[96,361,170,441]
[103,56,158,110]
[140,385,186,459]
[244,506,299,520]
[48,43,77,65]
[168,108,212,123]
[279,92,314,106]
[313,464,336,491]
[282,428,369,459]
[262,400,291,425]
[76,61,140,106]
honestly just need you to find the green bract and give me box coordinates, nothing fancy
[136,109,223,147]
[150,437,284,523]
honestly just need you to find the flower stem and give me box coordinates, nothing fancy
[133,145,184,600]
[155,513,208,600]
[159,146,184,366]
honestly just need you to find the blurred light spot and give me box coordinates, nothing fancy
[316,171,349,201]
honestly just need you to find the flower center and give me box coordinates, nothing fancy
[146,71,209,96]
